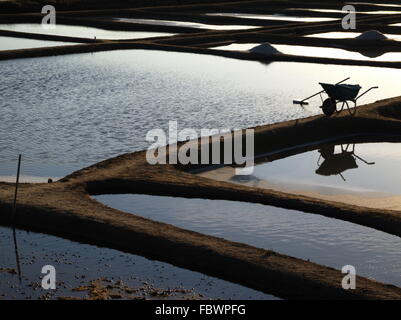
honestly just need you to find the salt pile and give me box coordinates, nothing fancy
[356,30,388,40]
[249,43,281,55]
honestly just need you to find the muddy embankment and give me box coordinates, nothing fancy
[1,98,401,299]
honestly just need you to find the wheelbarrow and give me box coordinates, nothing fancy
[315,144,375,181]
[293,77,378,116]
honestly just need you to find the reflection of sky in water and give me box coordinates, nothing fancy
[305,31,401,41]
[207,13,338,22]
[252,143,401,195]
[114,18,258,30]
[95,193,401,288]
[307,8,401,14]
[272,44,401,61]
[1,50,400,180]
[346,2,401,8]
[0,226,272,299]
[214,42,401,61]
[0,36,78,51]
[213,42,266,50]
[203,142,401,196]
[0,23,173,40]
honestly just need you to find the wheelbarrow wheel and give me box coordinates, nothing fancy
[321,98,336,116]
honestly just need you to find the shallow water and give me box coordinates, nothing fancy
[270,142,401,193]
[0,24,173,40]
[198,141,401,208]
[207,13,338,22]
[346,2,401,8]
[213,42,401,61]
[222,142,401,194]
[212,42,261,51]
[305,31,401,41]
[0,175,58,183]
[0,225,274,299]
[95,194,401,287]
[0,36,78,51]
[307,8,401,14]
[1,50,400,180]
[114,18,258,30]
[272,44,401,61]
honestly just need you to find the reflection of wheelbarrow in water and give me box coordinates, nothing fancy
[316,144,375,181]
[293,77,378,116]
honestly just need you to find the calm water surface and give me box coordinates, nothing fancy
[207,13,338,22]
[114,18,258,30]
[95,194,401,287]
[305,31,401,41]
[214,42,401,61]
[0,36,78,51]
[200,142,401,196]
[0,226,275,299]
[307,8,401,14]
[346,2,401,8]
[0,24,173,40]
[1,50,400,180]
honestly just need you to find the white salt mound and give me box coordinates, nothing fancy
[356,30,388,40]
[249,43,281,55]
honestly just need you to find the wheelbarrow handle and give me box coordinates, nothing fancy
[300,77,350,103]
[353,154,375,165]
[356,86,379,100]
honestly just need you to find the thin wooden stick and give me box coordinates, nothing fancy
[12,154,22,283]
[12,154,21,221]
[12,227,22,284]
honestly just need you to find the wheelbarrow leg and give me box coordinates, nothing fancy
[341,144,352,152]
[334,101,357,115]
[317,154,322,166]
[341,101,357,116]
[345,101,357,116]
[336,101,346,113]
[349,86,379,116]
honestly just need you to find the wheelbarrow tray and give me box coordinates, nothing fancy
[315,152,358,176]
[319,83,361,101]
